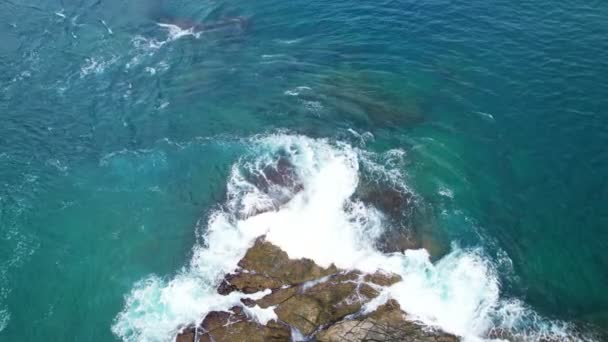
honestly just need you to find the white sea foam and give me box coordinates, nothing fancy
[54,10,66,19]
[284,86,311,96]
[126,25,198,69]
[274,38,303,45]
[80,56,117,77]
[113,134,592,342]
[156,23,201,41]
[100,20,113,35]
[0,309,9,332]
[474,111,495,122]
[439,186,454,198]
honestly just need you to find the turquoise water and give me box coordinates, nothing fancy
[1,0,607,340]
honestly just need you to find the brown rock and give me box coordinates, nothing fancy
[331,270,361,282]
[220,272,284,295]
[240,156,304,218]
[177,238,458,342]
[256,286,299,308]
[217,278,237,295]
[358,283,380,299]
[376,226,449,261]
[240,297,256,307]
[316,300,460,342]
[376,227,420,253]
[237,237,338,285]
[200,308,246,332]
[199,320,291,342]
[249,156,301,193]
[360,186,413,218]
[186,306,291,342]
[355,181,450,260]
[275,295,322,335]
[274,272,384,336]
[175,328,195,342]
[364,271,402,287]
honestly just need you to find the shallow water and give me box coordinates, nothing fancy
[1,0,607,340]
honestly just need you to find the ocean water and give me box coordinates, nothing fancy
[1,0,607,341]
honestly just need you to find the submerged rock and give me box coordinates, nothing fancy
[175,237,459,342]
[253,156,303,194]
[355,181,449,260]
[238,156,304,218]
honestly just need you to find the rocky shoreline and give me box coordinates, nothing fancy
[175,237,459,342]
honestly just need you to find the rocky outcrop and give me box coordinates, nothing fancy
[355,182,449,260]
[175,237,459,342]
[218,238,338,295]
[316,300,458,342]
[237,156,304,218]
[176,305,290,342]
[273,273,377,335]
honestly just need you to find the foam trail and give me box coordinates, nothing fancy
[0,309,9,332]
[113,134,593,342]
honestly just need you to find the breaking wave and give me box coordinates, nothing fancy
[112,134,593,342]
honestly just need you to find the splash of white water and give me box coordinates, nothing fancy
[112,134,589,342]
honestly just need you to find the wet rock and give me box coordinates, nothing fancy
[355,181,449,260]
[358,283,380,299]
[359,185,414,219]
[200,320,291,342]
[200,308,246,331]
[376,226,448,261]
[331,270,361,282]
[241,156,304,217]
[248,156,302,195]
[376,228,419,252]
[255,286,299,308]
[217,278,238,295]
[364,271,402,287]
[175,238,458,342]
[219,272,284,294]
[175,328,195,342]
[175,307,291,342]
[218,237,338,295]
[260,157,302,192]
[273,271,382,335]
[275,294,323,335]
[316,300,460,342]
[237,237,338,285]
[240,297,256,307]
[199,321,291,342]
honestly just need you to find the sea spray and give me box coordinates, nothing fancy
[113,134,591,342]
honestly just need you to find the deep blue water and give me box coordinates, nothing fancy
[1,0,607,340]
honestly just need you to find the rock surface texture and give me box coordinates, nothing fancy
[175,237,459,342]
